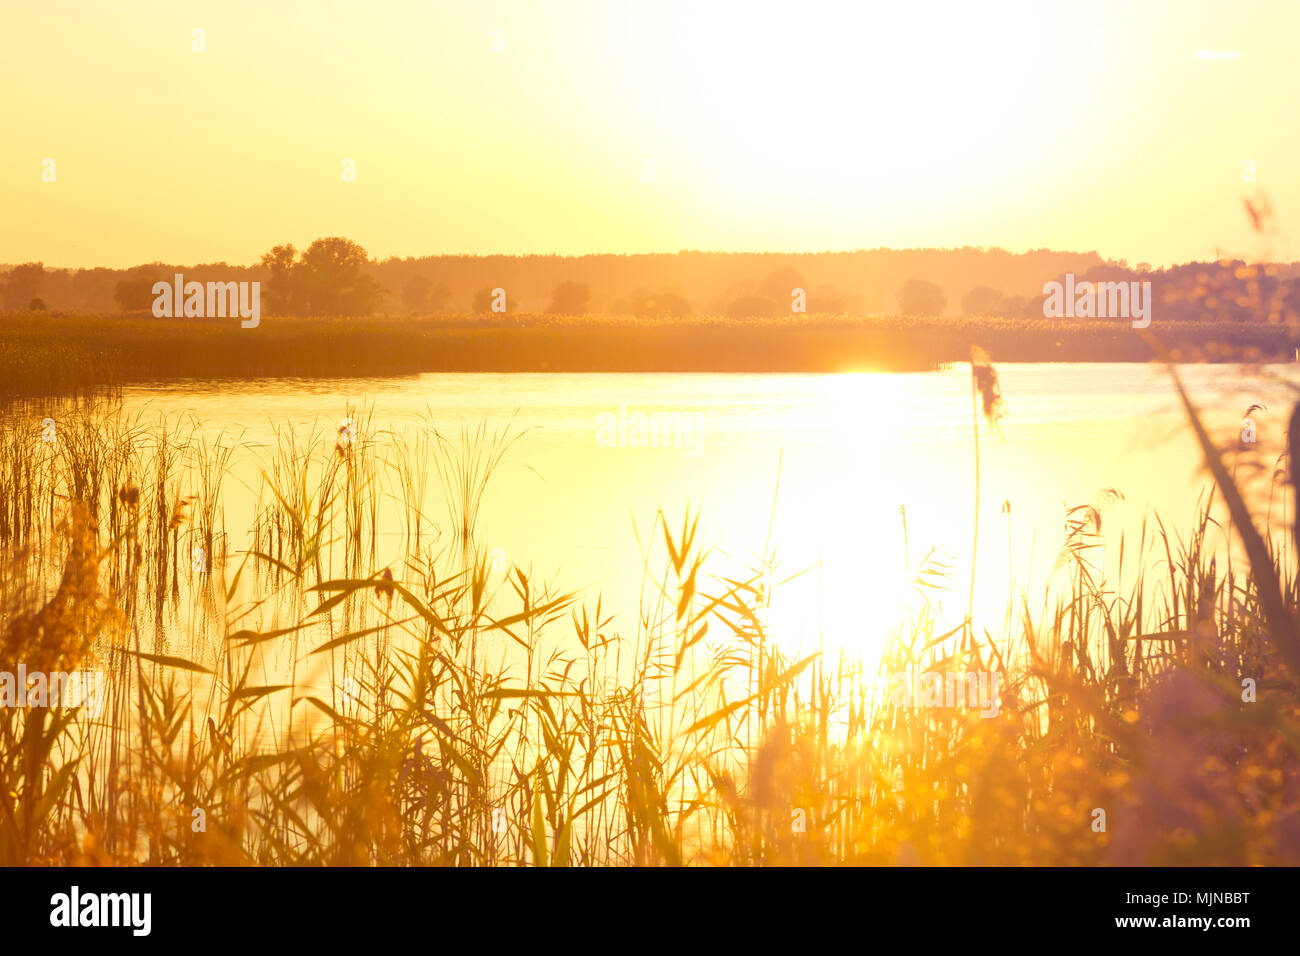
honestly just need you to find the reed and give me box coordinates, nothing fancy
[0,369,1298,866]
[6,312,1300,402]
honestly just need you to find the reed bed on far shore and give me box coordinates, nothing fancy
[5,311,1300,402]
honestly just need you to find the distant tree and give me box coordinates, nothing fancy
[548,280,590,314]
[758,265,807,303]
[897,278,947,316]
[28,297,45,311]
[259,238,383,316]
[472,287,516,314]
[402,274,432,313]
[427,282,451,312]
[259,244,299,315]
[295,238,384,316]
[3,262,44,311]
[961,285,1006,316]
[114,276,157,311]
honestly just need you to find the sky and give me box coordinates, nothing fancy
[1,0,1296,268]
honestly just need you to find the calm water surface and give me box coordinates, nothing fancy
[112,363,1298,673]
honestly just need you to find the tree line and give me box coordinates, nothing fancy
[4,242,1299,323]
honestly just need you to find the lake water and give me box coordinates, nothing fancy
[112,362,1299,674]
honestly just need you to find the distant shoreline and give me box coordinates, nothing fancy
[3,312,1298,400]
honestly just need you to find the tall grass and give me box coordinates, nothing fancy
[0,371,1298,866]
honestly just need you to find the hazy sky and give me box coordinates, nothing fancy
[2,0,1295,268]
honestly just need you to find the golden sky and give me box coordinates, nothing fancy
[1,0,1295,268]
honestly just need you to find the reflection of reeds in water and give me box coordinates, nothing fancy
[0,375,1299,867]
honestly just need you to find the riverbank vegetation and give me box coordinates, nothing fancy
[1,357,1298,865]
[3,311,1299,401]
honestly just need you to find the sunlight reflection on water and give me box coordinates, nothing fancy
[116,363,1300,694]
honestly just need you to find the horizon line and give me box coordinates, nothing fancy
[3,245,1289,274]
